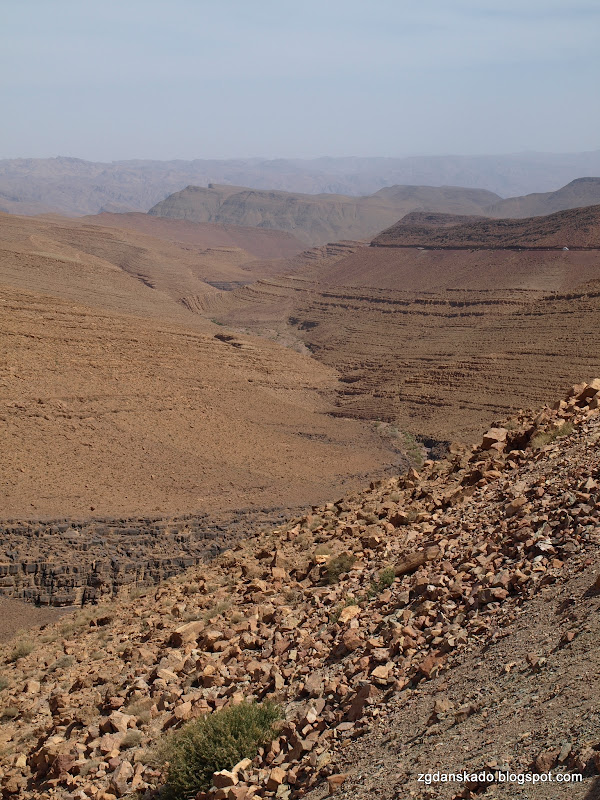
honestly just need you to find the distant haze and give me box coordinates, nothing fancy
[1,1,599,161]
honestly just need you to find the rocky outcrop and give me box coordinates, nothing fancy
[0,508,300,607]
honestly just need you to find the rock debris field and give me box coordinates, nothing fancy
[0,379,599,800]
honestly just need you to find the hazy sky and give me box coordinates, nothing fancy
[2,0,599,161]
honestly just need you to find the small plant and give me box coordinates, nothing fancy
[159,701,281,800]
[329,595,359,623]
[121,730,144,749]
[201,600,231,622]
[325,553,356,584]
[8,641,34,662]
[0,677,10,691]
[402,432,425,467]
[530,421,574,450]
[125,697,154,716]
[78,758,102,777]
[370,567,396,596]
[48,654,74,672]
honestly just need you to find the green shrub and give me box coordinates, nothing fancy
[329,595,359,624]
[325,553,356,584]
[201,600,231,622]
[0,677,9,691]
[370,567,396,596]
[48,654,74,672]
[160,701,281,800]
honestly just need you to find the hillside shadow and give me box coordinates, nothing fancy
[584,777,600,799]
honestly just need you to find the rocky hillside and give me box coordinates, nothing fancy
[1,380,599,799]
[148,185,500,246]
[487,177,600,219]
[372,204,600,249]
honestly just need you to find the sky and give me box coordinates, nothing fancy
[1,0,599,161]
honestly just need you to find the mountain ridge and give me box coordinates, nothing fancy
[3,151,600,217]
[372,203,600,249]
[148,184,501,246]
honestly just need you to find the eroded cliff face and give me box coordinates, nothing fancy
[0,507,301,607]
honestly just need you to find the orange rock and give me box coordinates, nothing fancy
[327,774,347,794]
[212,769,239,789]
[337,605,360,625]
[266,766,287,791]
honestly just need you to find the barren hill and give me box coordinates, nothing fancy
[487,176,600,218]
[1,381,599,799]
[209,204,600,444]
[0,284,398,522]
[147,184,500,246]
[148,180,600,247]
[0,212,306,318]
[0,211,211,325]
[83,212,304,260]
[0,212,407,522]
[372,204,600,249]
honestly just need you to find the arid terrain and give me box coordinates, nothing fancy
[1,194,600,800]
[208,204,600,444]
[486,176,600,218]
[1,379,599,799]
[147,184,501,246]
[147,178,600,247]
[373,203,600,249]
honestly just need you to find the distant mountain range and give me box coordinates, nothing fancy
[1,151,600,217]
[148,178,600,246]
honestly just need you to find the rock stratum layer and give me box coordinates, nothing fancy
[372,203,600,249]
[208,250,600,443]
[0,507,308,607]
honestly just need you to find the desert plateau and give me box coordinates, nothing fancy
[2,2,600,798]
